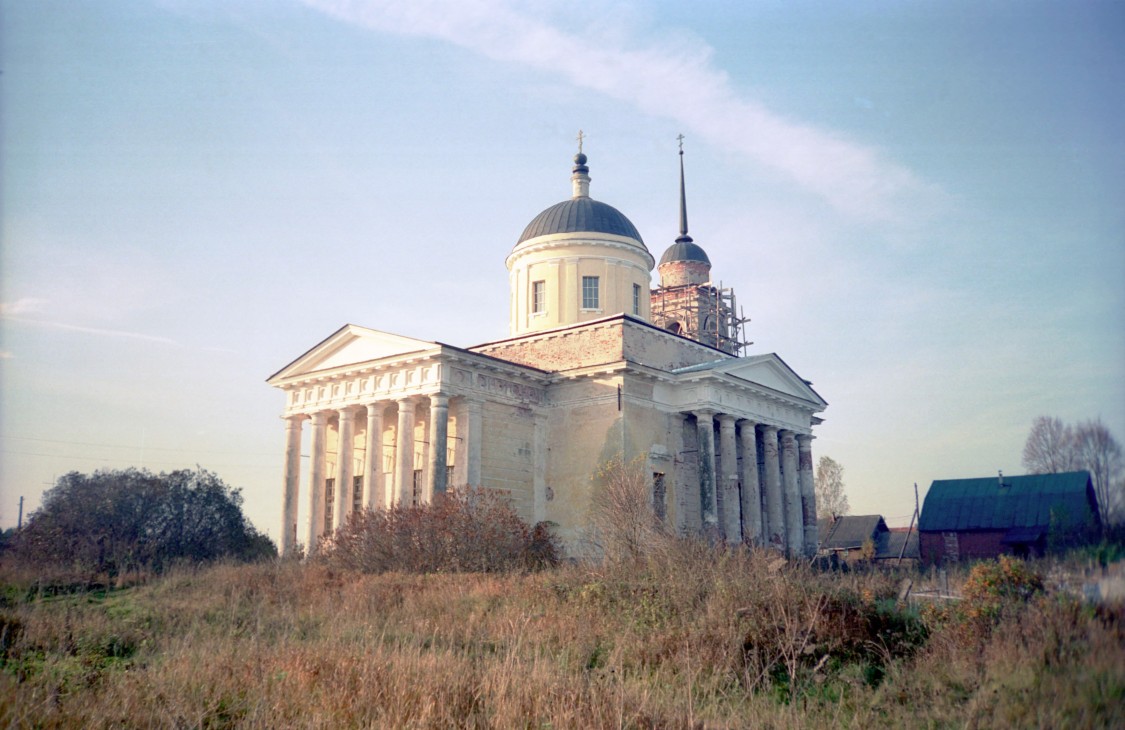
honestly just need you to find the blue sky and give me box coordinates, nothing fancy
[2,0,1123,535]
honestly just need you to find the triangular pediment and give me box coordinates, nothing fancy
[687,354,827,407]
[267,324,437,383]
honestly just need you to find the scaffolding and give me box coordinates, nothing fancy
[650,279,751,356]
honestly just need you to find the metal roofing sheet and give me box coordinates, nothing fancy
[919,471,1096,532]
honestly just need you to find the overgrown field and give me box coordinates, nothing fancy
[2,546,1122,729]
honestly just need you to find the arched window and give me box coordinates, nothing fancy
[666,321,682,335]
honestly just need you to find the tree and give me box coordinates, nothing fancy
[814,456,849,520]
[13,467,275,575]
[1073,419,1123,524]
[1021,416,1078,474]
[1021,416,1124,525]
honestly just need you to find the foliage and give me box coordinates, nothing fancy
[10,468,275,577]
[1022,415,1123,523]
[1,552,1121,728]
[590,455,667,563]
[319,487,559,574]
[960,555,1044,622]
[814,455,849,520]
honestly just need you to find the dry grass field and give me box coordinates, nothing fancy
[2,544,1123,729]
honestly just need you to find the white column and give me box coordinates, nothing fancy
[466,398,483,486]
[394,397,416,506]
[426,393,450,501]
[739,420,762,546]
[781,430,804,558]
[280,415,304,557]
[761,425,784,552]
[306,411,327,555]
[362,403,383,511]
[334,408,355,531]
[798,434,818,557]
[694,410,718,538]
[718,414,741,544]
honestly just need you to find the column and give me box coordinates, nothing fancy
[394,397,416,506]
[761,425,785,552]
[798,434,818,557]
[718,414,741,544]
[306,411,327,555]
[426,393,450,501]
[334,408,355,531]
[280,415,304,558]
[739,420,762,546]
[781,430,804,558]
[466,398,483,486]
[362,403,384,510]
[694,410,718,538]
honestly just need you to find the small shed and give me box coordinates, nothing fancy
[918,471,1100,564]
[817,515,919,563]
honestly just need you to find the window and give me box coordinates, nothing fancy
[412,469,423,506]
[352,475,363,514]
[633,283,642,315]
[582,276,600,309]
[652,472,666,522]
[324,478,335,533]
[531,280,546,314]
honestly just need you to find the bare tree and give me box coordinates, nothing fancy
[1073,419,1123,524]
[814,456,849,520]
[591,455,667,564]
[1021,416,1078,474]
[1021,416,1123,524]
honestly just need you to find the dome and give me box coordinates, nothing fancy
[516,197,645,246]
[658,239,711,266]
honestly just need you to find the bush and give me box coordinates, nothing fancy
[319,487,560,573]
[11,468,275,577]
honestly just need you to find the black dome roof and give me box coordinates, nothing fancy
[659,240,711,266]
[517,197,645,246]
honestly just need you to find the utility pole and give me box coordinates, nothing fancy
[17,495,24,530]
[896,482,919,566]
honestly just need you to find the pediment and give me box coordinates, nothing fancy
[267,324,437,383]
[689,354,827,407]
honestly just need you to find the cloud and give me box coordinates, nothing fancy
[300,0,942,222]
[0,298,49,317]
[3,317,181,347]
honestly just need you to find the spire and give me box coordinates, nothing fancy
[571,130,590,198]
[676,133,692,244]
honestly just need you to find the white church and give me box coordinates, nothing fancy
[268,142,827,558]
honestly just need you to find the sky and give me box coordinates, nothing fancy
[2,0,1123,537]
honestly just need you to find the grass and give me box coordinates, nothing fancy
[1,547,1122,729]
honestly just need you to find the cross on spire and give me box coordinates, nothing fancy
[677,133,685,154]
[576,129,585,154]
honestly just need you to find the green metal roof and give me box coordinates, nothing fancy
[918,471,1099,532]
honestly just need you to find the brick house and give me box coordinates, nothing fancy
[918,471,1100,564]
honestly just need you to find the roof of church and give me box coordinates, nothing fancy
[517,197,644,245]
[659,239,711,266]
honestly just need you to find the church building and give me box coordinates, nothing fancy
[267,142,827,558]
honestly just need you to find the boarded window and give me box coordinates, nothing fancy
[352,475,363,514]
[653,472,667,522]
[324,478,335,533]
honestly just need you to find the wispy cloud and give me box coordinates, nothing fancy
[3,316,181,347]
[300,0,941,222]
[0,298,49,317]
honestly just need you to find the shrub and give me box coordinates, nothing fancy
[319,487,559,574]
[961,555,1044,621]
[11,468,275,577]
